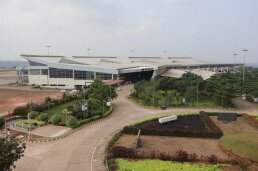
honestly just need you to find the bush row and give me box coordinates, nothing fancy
[199,111,223,138]
[73,106,114,128]
[122,113,223,139]
[112,146,240,165]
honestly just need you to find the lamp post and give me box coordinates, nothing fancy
[87,48,91,56]
[164,50,167,58]
[46,45,51,56]
[233,54,238,76]
[131,50,134,57]
[242,49,248,85]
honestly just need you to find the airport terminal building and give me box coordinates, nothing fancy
[17,54,243,89]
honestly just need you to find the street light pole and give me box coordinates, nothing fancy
[131,50,134,57]
[164,51,167,58]
[87,48,91,56]
[46,45,51,56]
[233,54,238,76]
[242,49,248,85]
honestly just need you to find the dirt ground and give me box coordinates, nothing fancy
[116,135,229,160]
[0,68,18,85]
[210,116,258,134]
[0,87,62,113]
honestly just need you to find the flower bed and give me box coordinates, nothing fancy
[122,113,223,139]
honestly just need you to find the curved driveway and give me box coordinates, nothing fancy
[15,85,245,171]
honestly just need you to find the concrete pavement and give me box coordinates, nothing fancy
[15,84,250,171]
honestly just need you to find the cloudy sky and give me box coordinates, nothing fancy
[0,0,257,63]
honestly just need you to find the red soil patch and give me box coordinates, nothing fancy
[0,88,62,113]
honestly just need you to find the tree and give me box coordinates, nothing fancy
[0,138,26,171]
[184,86,199,106]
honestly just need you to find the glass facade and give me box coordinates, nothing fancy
[30,69,41,75]
[74,70,94,80]
[113,74,118,80]
[41,69,48,75]
[20,69,28,75]
[96,72,112,80]
[49,68,73,78]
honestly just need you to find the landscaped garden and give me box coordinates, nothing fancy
[123,112,223,139]
[130,71,258,109]
[105,112,258,171]
[9,79,117,132]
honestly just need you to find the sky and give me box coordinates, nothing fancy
[0,0,257,63]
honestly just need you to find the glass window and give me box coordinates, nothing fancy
[49,68,73,78]
[74,70,94,80]
[30,69,41,75]
[42,69,48,75]
[113,74,118,80]
[20,69,28,75]
[96,72,112,80]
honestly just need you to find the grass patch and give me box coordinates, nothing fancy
[44,100,76,117]
[116,158,222,171]
[220,133,258,161]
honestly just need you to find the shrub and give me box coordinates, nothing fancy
[112,146,138,158]
[13,106,29,119]
[0,117,5,127]
[26,102,41,112]
[49,114,62,125]
[66,116,78,128]
[37,113,49,122]
[27,111,39,119]
[207,154,218,164]
[175,150,189,162]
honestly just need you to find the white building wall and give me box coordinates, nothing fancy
[29,75,48,85]
[48,78,74,89]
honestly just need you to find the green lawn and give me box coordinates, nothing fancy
[116,159,222,171]
[44,100,76,116]
[220,133,258,161]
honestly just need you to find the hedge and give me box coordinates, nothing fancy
[75,106,113,128]
[67,116,78,128]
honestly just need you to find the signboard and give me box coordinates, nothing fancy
[217,113,237,122]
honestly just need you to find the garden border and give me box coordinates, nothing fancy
[15,105,115,144]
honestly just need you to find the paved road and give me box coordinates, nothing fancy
[233,97,258,115]
[15,85,249,171]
